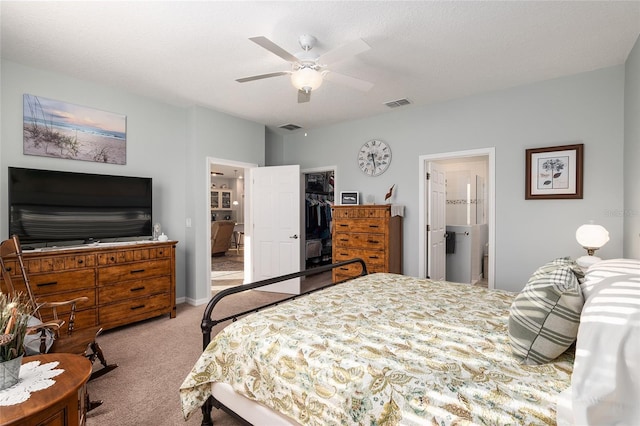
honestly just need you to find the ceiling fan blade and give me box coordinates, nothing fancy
[249,36,300,63]
[236,71,290,83]
[318,38,370,65]
[298,90,311,103]
[324,71,373,92]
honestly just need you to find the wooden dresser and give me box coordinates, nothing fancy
[0,241,177,332]
[332,205,402,282]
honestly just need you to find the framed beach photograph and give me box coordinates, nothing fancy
[23,94,127,164]
[340,191,360,205]
[525,143,583,199]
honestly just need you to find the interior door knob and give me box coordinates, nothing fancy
[289,234,299,239]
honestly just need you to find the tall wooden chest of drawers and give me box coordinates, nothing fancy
[0,241,177,332]
[332,205,402,282]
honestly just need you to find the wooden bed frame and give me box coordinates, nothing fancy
[199,258,368,426]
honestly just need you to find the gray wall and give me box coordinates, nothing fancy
[282,66,626,292]
[265,127,286,166]
[0,60,265,302]
[184,106,264,303]
[624,35,640,259]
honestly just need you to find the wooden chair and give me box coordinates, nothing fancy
[0,235,118,388]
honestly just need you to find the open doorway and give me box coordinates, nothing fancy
[207,157,256,294]
[418,148,495,289]
[207,161,338,296]
[302,166,337,286]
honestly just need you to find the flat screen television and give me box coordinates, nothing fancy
[8,167,152,246]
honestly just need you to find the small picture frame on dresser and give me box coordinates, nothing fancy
[340,191,359,205]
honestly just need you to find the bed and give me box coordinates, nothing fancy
[180,259,581,425]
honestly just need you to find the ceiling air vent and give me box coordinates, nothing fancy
[384,98,411,108]
[279,123,302,131]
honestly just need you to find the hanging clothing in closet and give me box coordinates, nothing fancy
[305,171,334,268]
[305,195,333,240]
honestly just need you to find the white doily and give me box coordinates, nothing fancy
[0,360,64,406]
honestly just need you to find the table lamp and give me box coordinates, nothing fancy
[575,222,609,267]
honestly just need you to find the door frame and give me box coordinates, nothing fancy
[206,157,257,286]
[418,147,495,289]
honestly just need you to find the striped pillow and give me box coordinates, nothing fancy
[508,258,584,365]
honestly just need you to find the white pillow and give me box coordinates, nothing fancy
[570,273,640,424]
[581,258,640,300]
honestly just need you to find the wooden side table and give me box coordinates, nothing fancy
[0,353,92,426]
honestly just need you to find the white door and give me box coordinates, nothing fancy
[249,165,301,294]
[427,162,446,280]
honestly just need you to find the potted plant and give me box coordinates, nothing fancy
[1,292,32,390]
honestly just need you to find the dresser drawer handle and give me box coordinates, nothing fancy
[130,286,146,292]
[339,238,349,242]
[130,304,146,310]
[37,281,58,287]
[369,225,380,228]
[367,240,380,244]
[5,266,11,272]
[368,256,380,260]
[338,224,349,227]
[339,267,349,271]
[340,253,349,256]
[130,269,145,274]
[78,259,83,264]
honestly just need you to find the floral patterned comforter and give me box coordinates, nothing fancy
[180,273,573,425]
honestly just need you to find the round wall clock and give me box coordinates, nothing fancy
[357,139,392,176]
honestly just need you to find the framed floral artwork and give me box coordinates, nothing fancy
[525,143,583,199]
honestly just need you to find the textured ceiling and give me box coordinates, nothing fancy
[1,1,639,135]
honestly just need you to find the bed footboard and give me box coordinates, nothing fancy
[199,258,367,426]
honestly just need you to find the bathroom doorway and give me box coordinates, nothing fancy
[418,148,495,289]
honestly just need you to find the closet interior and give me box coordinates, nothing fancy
[305,171,334,270]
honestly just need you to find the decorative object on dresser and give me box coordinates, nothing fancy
[384,184,395,203]
[0,353,92,426]
[339,191,359,205]
[331,204,403,283]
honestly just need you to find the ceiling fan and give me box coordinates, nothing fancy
[236,34,374,103]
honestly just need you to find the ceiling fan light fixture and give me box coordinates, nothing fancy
[291,67,323,93]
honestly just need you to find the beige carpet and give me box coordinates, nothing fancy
[85,291,289,426]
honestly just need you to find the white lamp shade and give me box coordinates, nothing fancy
[291,68,323,92]
[576,223,610,249]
